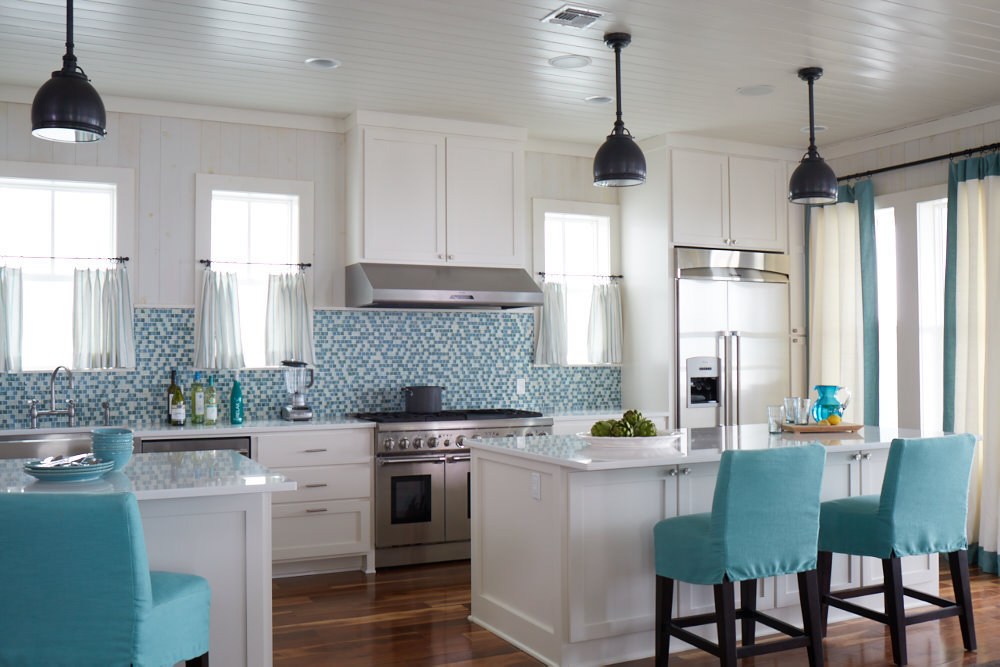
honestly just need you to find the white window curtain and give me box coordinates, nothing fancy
[808,199,866,424]
[265,272,315,366]
[72,266,136,369]
[0,267,22,372]
[534,281,567,366]
[194,269,245,370]
[587,281,623,364]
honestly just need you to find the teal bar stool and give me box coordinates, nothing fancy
[0,492,211,667]
[817,434,977,665]
[654,444,827,667]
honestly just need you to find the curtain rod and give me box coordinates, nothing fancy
[537,271,623,279]
[0,254,129,262]
[199,259,311,269]
[838,141,1000,183]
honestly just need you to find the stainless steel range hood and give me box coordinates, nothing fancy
[346,263,543,309]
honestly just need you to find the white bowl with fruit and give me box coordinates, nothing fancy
[577,410,682,449]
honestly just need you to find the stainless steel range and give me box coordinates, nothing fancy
[354,409,553,568]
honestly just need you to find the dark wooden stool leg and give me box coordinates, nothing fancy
[797,569,824,667]
[739,578,757,646]
[817,550,833,636]
[655,575,674,666]
[714,580,737,667]
[882,556,907,665]
[185,652,209,666]
[948,549,977,651]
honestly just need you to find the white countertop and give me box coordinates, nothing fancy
[0,451,296,499]
[0,416,374,439]
[469,424,946,471]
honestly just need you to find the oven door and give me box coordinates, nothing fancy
[376,454,446,547]
[444,453,471,542]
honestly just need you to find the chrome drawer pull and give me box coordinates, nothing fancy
[303,448,328,453]
[448,455,471,462]
[378,455,447,465]
[304,483,328,488]
[305,508,328,513]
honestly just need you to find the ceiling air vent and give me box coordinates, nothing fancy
[541,5,603,29]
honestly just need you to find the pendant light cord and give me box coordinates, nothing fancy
[806,75,817,157]
[61,0,83,77]
[613,42,624,135]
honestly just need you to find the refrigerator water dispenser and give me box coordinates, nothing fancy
[686,357,720,407]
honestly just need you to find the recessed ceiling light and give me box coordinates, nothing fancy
[585,95,613,104]
[304,57,341,70]
[801,125,828,133]
[736,84,774,96]
[549,54,592,69]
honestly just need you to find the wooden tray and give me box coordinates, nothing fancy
[781,422,863,433]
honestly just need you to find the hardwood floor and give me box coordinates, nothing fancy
[273,560,1000,666]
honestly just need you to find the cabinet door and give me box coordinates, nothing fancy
[728,155,787,252]
[363,127,446,263]
[445,136,525,267]
[671,149,729,248]
[272,499,371,560]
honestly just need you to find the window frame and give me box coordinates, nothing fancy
[194,173,315,370]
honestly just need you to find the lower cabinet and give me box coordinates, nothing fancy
[256,428,374,572]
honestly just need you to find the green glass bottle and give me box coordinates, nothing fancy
[204,376,218,425]
[168,369,186,425]
[191,371,205,424]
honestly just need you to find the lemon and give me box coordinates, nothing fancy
[818,418,830,426]
[827,414,842,425]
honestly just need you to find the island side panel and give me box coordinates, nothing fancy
[470,449,566,665]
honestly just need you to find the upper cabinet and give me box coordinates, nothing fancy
[671,148,787,252]
[347,112,527,268]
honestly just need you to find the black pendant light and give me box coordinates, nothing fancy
[31,0,106,143]
[788,67,836,204]
[593,32,645,187]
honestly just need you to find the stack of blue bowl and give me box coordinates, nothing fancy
[90,427,135,471]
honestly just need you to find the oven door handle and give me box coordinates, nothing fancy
[378,455,447,465]
[447,454,471,462]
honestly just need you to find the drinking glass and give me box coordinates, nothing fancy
[795,397,811,425]
[783,397,797,423]
[767,405,784,433]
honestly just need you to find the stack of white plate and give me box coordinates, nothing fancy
[22,458,114,482]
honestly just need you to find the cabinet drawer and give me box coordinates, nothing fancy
[272,464,371,504]
[256,429,372,467]
[272,499,371,561]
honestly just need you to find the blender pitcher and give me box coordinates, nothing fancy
[281,360,314,420]
[810,385,852,423]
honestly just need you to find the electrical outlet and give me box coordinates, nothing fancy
[516,378,527,395]
[531,472,541,500]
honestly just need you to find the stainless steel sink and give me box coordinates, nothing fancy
[0,431,99,460]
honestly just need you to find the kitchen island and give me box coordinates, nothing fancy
[0,450,295,667]
[468,425,948,666]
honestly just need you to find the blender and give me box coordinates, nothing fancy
[280,360,314,421]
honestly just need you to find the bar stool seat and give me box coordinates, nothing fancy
[817,434,977,666]
[654,444,827,667]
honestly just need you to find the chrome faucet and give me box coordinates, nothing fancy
[28,366,76,429]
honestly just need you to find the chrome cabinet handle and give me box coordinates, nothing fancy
[378,455,446,465]
[852,453,862,461]
[304,483,328,488]
[303,448,327,453]
[305,508,328,513]
[667,468,679,477]
[447,254,454,260]
[863,452,872,460]
[448,454,471,462]
[438,253,445,259]
[681,467,692,475]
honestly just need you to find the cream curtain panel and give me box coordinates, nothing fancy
[194,269,245,370]
[265,272,315,366]
[534,281,567,366]
[72,266,136,369]
[587,281,623,364]
[807,195,866,424]
[946,158,1000,573]
[0,267,22,372]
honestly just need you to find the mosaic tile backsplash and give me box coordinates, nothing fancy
[0,307,620,429]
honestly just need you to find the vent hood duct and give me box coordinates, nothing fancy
[346,263,543,309]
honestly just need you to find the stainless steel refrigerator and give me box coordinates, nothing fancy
[676,247,791,428]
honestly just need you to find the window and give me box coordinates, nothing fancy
[533,199,620,366]
[0,162,134,371]
[195,174,314,369]
[873,185,947,430]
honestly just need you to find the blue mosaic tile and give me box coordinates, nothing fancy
[0,307,621,428]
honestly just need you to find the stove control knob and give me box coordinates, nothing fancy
[383,437,395,451]
[413,437,424,449]
[427,437,438,448]
[442,438,451,448]
[455,435,466,448]
[398,438,410,450]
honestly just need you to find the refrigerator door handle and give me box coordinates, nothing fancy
[720,332,730,427]
[732,330,742,425]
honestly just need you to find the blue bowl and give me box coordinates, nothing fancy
[93,443,133,470]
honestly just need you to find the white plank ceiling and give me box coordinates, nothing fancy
[2,0,1000,147]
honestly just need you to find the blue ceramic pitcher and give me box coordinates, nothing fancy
[810,385,852,422]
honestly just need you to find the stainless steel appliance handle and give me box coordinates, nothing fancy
[732,330,741,425]
[448,454,471,462]
[719,332,728,428]
[378,455,446,465]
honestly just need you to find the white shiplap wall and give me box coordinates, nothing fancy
[0,101,342,307]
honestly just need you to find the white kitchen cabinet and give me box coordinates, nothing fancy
[348,113,527,268]
[257,428,374,572]
[671,148,787,252]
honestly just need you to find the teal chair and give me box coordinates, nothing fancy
[0,492,211,667]
[654,444,827,666]
[817,434,977,665]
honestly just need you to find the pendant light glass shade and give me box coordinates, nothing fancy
[593,33,645,187]
[31,0,106,143]
[789,67,836,204]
